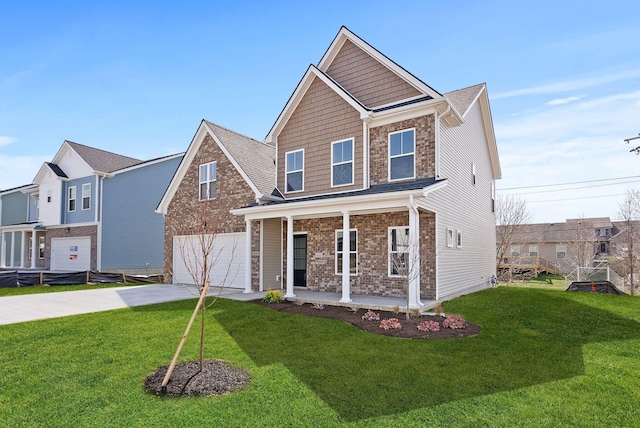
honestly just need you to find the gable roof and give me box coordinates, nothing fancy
[507,217,617,243]
[444,83,486,118]
[65,141,142,173]
[157,120,277,215]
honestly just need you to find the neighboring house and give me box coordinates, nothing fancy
[499,217,621,273]
[157,27,501,307]
[0,141,183,274]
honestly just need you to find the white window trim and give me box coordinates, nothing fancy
[472,163,476,186]
[38,236,45,259]
[331,138,354,188]
[285,149,304,194]
[446,227,454,248]
[388,226,410,277]
[199,161,217,201]
[81,183,91,210]
[529,245,539,257]
[388,128,416,182]
[456,230,463,248]
[335,229,357,276]
[556,244,567,259]
[511,245,521,257]
[68,186,76,212]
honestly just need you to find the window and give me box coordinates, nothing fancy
[82,183,91,210]
[510,245,521,257]
[556,244,567,259]
[472,163,477,185]
[447,228,454,247]
[28,238,33,260]
[600,243,607,254]
[47,189,52,203]
[199,162,217,200]
[336,229,357,275]
[389,227,410,276]
[599,228,608,237]
[529,245,539,257]
[38,236,45,259]
[456,231,463,248]
[285,150,304,193]
[389,129,415,181]
[331,139,353,187]
[68,186,76,212]
[491,182,496,213]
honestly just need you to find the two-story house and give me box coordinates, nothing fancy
[157,27,501,308]
[0,140,183,274]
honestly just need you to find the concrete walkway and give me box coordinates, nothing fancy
[0,284,261,326]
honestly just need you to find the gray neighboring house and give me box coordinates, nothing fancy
[0,141,183,274]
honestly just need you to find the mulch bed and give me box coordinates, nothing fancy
[253,300,481,339]
[145,359,250,397]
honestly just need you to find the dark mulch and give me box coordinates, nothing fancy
[145,359,250,397]
[253,300,481,339]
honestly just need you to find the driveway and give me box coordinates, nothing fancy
[0,284,261,325]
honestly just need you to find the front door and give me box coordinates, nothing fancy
[293,234,307,287]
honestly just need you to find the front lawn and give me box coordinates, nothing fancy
[1,287,639,426]
[0,282,145,297]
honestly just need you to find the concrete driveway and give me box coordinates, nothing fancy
[0,284,261,325]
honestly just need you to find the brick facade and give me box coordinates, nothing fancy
[164,135,260,288]
[283,209,436,300]
[44,225,98,271]
[369,114,436,185]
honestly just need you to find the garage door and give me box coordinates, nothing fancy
[51,236,91,271]
[172,232,245,288]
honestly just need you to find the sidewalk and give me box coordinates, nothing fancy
[0,284,261,326]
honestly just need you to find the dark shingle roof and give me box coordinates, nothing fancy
[66,141,142,173]
[46,163,68,178]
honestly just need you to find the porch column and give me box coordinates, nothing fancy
[0,231,5,268]
[30,231,37,269]
[340,210,352,303]
[9,231,15,268]
[408,201,421,308]
[285,216,295,298]
[244,219,253,294]
[19,232,26,268]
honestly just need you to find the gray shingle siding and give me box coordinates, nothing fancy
[101,155,182,271]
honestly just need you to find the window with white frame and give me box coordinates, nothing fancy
[38,236,45,259]
[82,183,91,210]
[446,228,454,247]
[456,231,463,248]
[389,227,410,276]
[199,162,217,200]
[336,229,357,275]
[331,138,353,187]
[285,150,304,192]
[28,238,33,260]
[556,244,567,259]
[389,129,415,181]
[529,245,539,257]
[472,163,476,185]
[68,186,76,212]
[510,245,521,257]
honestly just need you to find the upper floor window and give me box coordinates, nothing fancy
[510,245,521,257]
[336,229,357,275]
[331,139,354,187]
[556,244,567,259]
[199,162,217,200]
[599,228,608,237]
[68,186,76,212]
[529,245,539,257]
[82,183,91,210]
[389,129,415,181]
[286,149,304,193]
[389,226,410,276]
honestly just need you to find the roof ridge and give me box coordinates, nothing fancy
[64,140,142,162]
[444,82,486,95]
[204,120,272,147]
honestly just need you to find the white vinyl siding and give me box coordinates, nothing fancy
[199,162,217,200]
[285,149,304,193]
[331,138,354,187]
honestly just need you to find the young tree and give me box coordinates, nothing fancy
[495,195,532,280]
[162,201,239,389]
[617,189,640,295]
[565,217,598,271]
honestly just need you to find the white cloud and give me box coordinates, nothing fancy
[0,136,17,147]
[545,95,584,106]
[493,68,640,99]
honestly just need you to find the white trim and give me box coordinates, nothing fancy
[363,121,370,188]
[285,216,295,298]
[388,225,409,278]
[198,161,217,201]
[68,186,77,212]
[335,228,357,276]
[284,148,304,194]
[456,230,463,248]
[331,138,354,188]
[81,182,91,210]
[446,227,454,248]
[388,128,416,182]
[110,152,184,175]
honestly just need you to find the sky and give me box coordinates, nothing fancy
[1,0,639,223]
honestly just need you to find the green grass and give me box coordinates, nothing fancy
[0,283,145,297]
[1,288,639,426]
[504,273,568,290]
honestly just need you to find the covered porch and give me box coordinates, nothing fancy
[0,223,42,269]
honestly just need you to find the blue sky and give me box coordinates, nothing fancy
[1,0,639,223]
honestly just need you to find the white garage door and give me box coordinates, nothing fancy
[51,236,91,271]
[172,232,245,289]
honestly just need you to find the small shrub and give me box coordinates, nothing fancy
[263,289,284,304]
[311,303,325,310]
[417,320,440,332]
[361,310,380,321]
[346,306,359,313]
[380,318,402,330]
[443,314,466,329]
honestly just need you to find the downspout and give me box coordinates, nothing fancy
[96,174,106,272]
